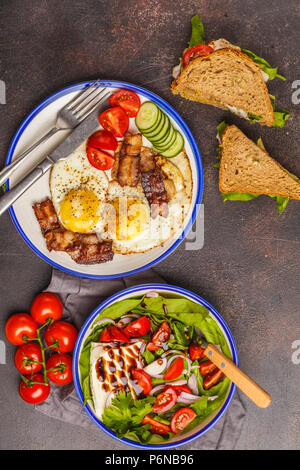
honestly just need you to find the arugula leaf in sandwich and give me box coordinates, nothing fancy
[216,122,300,215]
[171,14,289,128]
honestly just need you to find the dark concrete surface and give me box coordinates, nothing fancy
[0,0,299,450]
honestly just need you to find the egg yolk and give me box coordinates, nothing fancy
[110,198,148,240]
[59,188,100,233]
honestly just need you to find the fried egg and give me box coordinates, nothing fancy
[103,151,192,254]
[50,143,109,233]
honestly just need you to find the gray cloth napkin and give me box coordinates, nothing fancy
[36,268,246,450]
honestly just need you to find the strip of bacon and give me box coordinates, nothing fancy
[33,199,60,233]
[141,169,169,219]
[33,199,114,265]
[117,133,142,187]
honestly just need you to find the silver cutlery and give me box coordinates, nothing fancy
[0,79,106,187]
[0,87,111,216]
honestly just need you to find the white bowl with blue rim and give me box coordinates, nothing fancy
[73,283,238,449]
[5,81,203,279]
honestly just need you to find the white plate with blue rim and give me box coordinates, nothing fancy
[5,81,203,279]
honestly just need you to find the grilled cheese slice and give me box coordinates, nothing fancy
[90,341,144,419]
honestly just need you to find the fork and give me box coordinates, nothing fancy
[0,79,108,187]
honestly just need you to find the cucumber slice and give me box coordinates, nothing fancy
[148,117,170,142]
[153,126,176,150]
[144,114,167,139]
[160,131,184,157]
[141,109,162,134]
[135,102,160,130]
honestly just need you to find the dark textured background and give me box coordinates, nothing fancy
[0,0,299,450]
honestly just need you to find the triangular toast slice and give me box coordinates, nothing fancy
[171,49,274,126]
[219,125,300,200]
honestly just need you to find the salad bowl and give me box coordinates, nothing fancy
[73,284,238,449]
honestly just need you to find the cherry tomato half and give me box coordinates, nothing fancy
[142,414,171,435]
[171,407,197,434]
[146,342,161,351]
[46,353,73,385]
[5,313,38,345]
[99,325,129,342]
[19,373,50,405]
[30,292,63,324]
[14,342,43,374]
[164,356,184,381]
[131,368,152,395]
[44,321,78,353]
[86,147,116,171]
[87,130,117,151]
[109,90,141,117]
[152,386,177,413]
[189,344,205,362]
[151,321,170,347]
[203,370,224,390]
[199,360,217,376]
[182,44,214,67]
[124,316,151,338]
[99,106,129,138]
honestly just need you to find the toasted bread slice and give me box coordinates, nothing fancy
[219,125,300,200]
[171,49,274,126]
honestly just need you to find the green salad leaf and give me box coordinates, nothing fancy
[241,48,286,81]
[216,121,228,139]
[188,14,205,48]
[221,192,289,215]
[273,109,290,128]
[102,391,155,441]
[248,112,262,124]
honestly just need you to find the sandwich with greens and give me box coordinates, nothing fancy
[216,122,300,214]
[171,14,289,128]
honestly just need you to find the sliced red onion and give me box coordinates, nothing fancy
[166,379,187,386]
[166,353,191,376]
[149,384,165,396]
[208,395,219,401]
[144,357,167,378]
[162,350,188,359]
[188,373,198,395]
[95,317,115,326]
[177,391,200,404]
[146,291,159,298]
[116,313,141,328]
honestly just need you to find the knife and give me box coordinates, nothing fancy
[0,105,105,217]
[200,338,271,408]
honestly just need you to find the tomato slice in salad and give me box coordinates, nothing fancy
[99,106,129,138]
[152,386,177,413]
[87,130,118,151]
[164,356,184,381]
[171,407,197,434]
[99,325,129,342]
[182,44,214,67]
[203,369,224,390]
[109,89,141,117]
[199,360,217,376]
[86,147,115,171]
[151,321,170,346]
[124,316,151,337]
[189,344,205,362]
[131,368,152,395]
[142,414,171,435]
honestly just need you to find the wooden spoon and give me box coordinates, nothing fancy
[203,342,271,408]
